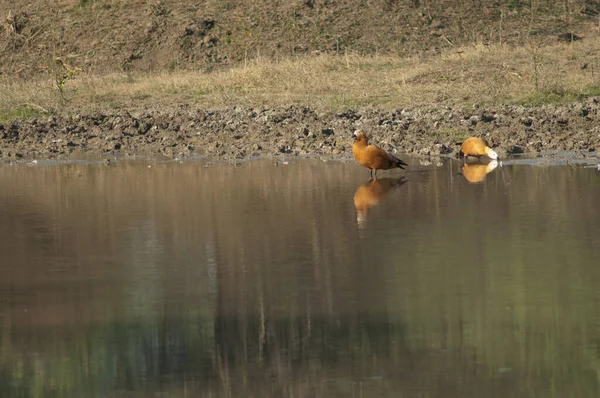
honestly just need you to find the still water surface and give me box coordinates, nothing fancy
[0,157,599,397]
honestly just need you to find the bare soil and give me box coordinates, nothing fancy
[3,0,596,79]
[2,101,599,161]
[2,0,600,161]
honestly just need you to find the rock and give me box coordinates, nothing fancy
[557,32,582,42]
[506,145,524,154]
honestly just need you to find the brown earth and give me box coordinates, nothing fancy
[2,0,597,78]
[2,101,599,161]
[2,0,600,162]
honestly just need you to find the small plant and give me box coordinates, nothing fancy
[149,1,170,17]
[52,59,82,104]
[526,37,543,92]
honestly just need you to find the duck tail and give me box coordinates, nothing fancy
[394,157,408,169]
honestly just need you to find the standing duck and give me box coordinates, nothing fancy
[352,130,408,178]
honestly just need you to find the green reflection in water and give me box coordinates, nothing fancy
[0,158,598,397]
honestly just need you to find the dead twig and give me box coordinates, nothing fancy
[6,10,16,34]
[22,103,49,113]
[25,28,42,46]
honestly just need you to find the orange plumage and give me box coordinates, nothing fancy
[352,130,407,178]
[460,137,498,160]
[462,160,498,183]
[354,177,406,226]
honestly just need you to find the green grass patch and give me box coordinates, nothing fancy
[0,105,52,124]
[513,86,600,107]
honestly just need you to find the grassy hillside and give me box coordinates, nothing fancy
[2,0,600,122]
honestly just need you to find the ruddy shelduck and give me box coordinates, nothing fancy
[462,160,498,183]
[352,130,407,178]
[354,177,406,226]
[460,137,498,160]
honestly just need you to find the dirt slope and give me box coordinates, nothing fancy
[2,0,597,78]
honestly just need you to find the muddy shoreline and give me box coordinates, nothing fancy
[1,101,599,162]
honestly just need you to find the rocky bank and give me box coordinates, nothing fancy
[1,101,600,162]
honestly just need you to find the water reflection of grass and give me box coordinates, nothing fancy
[384,164,600,396]
[2,308,598,396]
[0,161,599,396]
[0,318,217,397]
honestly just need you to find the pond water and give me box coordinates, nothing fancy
[0,156,599,397]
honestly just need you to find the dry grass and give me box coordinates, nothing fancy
[3,33,600,122]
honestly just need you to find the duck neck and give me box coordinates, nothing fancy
[354,140,368,149]
[484,146,497,159]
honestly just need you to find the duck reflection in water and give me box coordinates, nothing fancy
[354,177,407,227]
[461,159,499,183]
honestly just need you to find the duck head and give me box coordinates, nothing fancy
[485,146,499,160]
[353,130,369,144]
